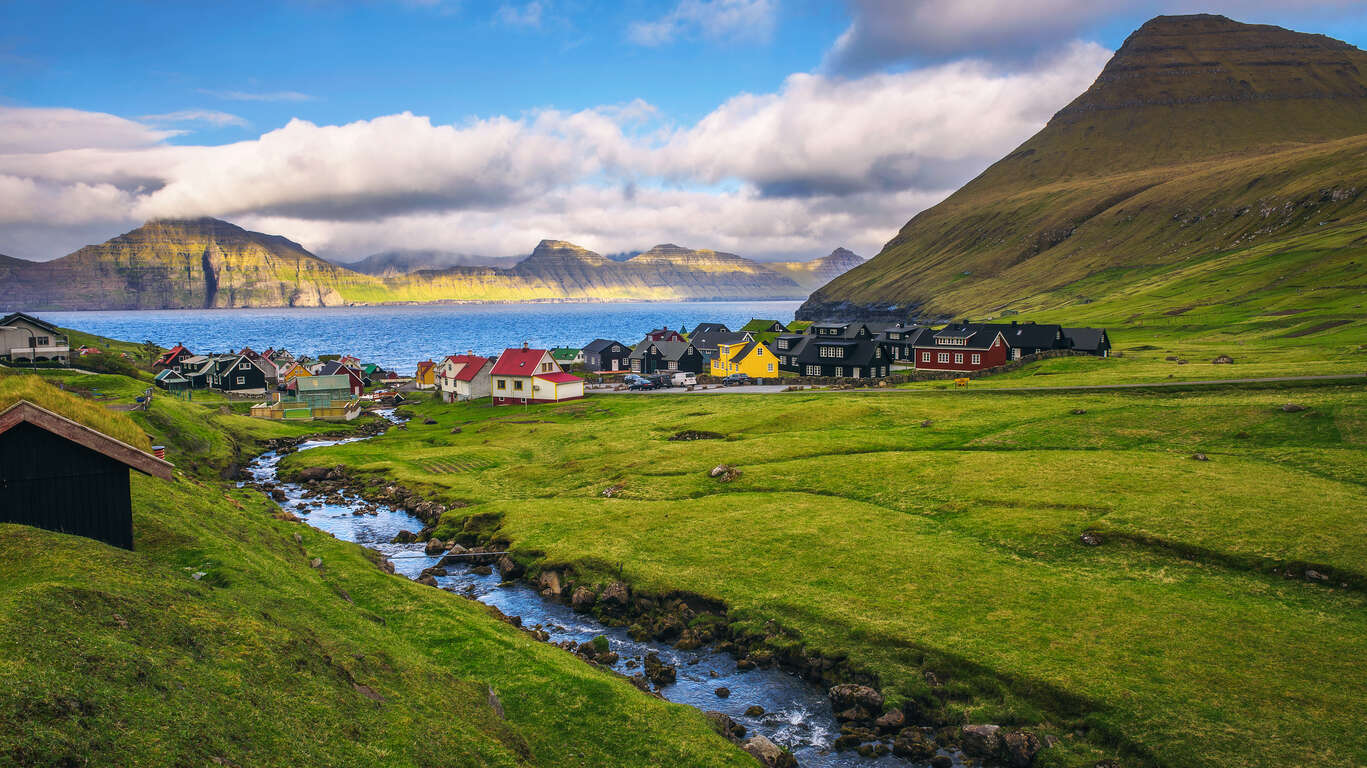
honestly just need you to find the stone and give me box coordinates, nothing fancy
[653,613,686,640]
[920,419,932,427]
[643,652,676,686]
[416,574,438,587]
[714,687,730,698]
[393,530,418,544]
[744,705,765,717]
[828,683,884,713]
[423,538,445,555]
[674,629,703,651]
[930,756,953,768]
[709,464,741,482]
[1212,355,1234,364]
[570,585,596,610]
[891,734,937,760]
[309,557,322,569]
[736,658,756,671]
[599,581,630,613]
[874,708,906,732]
[1071,408,1087,415]
[495,555,523,580]
[836,706,871,723]
[1001,730,1042,767]
[537,570,563,598]
[296,466,330,482]
[1080,531,1104,546]
[1191,452,1209,461]
[705,711,747,742]
[742,735,797,768]
[628,674,652,693]
[961,724,1003,758]
[1305,569,1329,582]
[1282,403,1307,412]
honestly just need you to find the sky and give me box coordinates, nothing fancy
[2,0,1365,264]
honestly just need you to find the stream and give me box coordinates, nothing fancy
[243,413,955,768]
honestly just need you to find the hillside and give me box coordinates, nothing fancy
[763,248,865,291]
[344,249,523,276]
[799,14,1367,325]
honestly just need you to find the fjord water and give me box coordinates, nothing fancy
[245,426,937,768]
[41,301,801,371]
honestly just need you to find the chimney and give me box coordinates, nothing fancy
[1011,320,1018,327]
[522,341,529,350]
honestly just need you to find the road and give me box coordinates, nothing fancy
[586,372,1365,396]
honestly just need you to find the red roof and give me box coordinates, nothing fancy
[443,355,490,382]
[416,360,435,373]
[491,348,550,376]
[156,344,188,364]
[536,372,581,384]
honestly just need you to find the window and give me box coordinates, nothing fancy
[513,380,523,391]
[805,365,821,376]
[496,379,506,390]
[240,362,251,370]
[36,336,49,345]
[938,352,949,363]
[819,346,841,358]
[767,363,774,372]
[235,376,245,385]
[971,354,981,365]
[853,368,861,378]
[921,352,931,363]
[755,347,763,356]
[668,360,678,371]
[954,353,963,364]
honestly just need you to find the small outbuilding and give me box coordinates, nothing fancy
[0,400,173,550]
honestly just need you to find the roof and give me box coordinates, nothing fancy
[0,400,173,480]
[0,312,61,334]
[996,322,1067,350]
[318,360,364,380]
[925,323,1005,350]
[492,348,551,376]
[550,347,580,360]
[297,374,355,392]
[442,355,492,382]
[153,369,188,383]
[581,338,627,354]
[416,360,436,373]
[690,322,730,336]
[155,344,189,364]
[792,336,886,367]
[689,329,750,352]
[535,372,581,384]
[741,318,787,333]
[629,339,697,361]
[1063,327,1109,351]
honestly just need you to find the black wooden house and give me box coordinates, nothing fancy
[0,401,173,550]
[628,339,705,374]
[776,321,891,378]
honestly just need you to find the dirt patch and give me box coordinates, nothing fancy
[669,430,725,441]
[1163,305,1196,316]
[1261,309,1307,316]
[1281,319,1351,338]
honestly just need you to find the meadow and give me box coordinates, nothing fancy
[286,384,1367,768]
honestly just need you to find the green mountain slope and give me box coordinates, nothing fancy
[798,14,1367,325]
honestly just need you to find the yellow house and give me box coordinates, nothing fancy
[279,362,313,384]
[710,340,778,378]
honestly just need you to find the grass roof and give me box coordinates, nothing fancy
[0,373,152,451]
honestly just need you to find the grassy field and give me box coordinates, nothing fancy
[286,386,1367,768]
[0,374,755,767]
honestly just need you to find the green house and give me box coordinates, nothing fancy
[292,375,355,408]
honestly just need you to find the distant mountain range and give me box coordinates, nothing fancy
[0,219,862,310]
[800,14,1367,322]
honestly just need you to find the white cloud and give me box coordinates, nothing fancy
[0,107,178,154]
[495,1,543,27]
[0,41,1109,260]
[826,0,1365,72]
[200,89,314,102]
[628,0,777,46]
[139,110,251,128]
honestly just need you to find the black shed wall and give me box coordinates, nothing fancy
[0,422,134,549]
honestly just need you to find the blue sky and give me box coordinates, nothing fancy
[2,0,1365,262]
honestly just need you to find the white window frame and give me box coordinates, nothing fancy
[235,376,245,385]
[971,354,981,365]
[921,352,931,363]
[954,353,964,364]
[937,352,949,363]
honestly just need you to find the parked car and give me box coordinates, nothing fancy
[626,374,662,391]
[671,372,697,387]
[723,373,753,386]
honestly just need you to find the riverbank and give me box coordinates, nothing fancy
[280,387,1367,768]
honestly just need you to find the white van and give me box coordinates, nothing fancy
[671,372,697,387]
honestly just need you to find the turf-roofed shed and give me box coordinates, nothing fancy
[0,398,172,550]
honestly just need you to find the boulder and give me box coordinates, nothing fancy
[874,708,905,732]
[653,613,686,640]
[744,705,765,717]
[929,756,953,768]
[961,724,1003,758]
[1282,403,1307,412]
[1001,730,1042,767]
[709,464,741,482]
[296,466,329,482]
[496,555,523,580]
[836,706,871,723]
[599,581,630,613]
[570,586,597,610]
[424,538,446,555]
[742,735,797,768]
[1080,531,1104,547]
[891,733,937,760]
[1212,355,1234,364]
[704,711,747,742]
[714,687,730,698]
[1191,452,1209,461]
[538,570,564,598]
[309,557,323,569]
[674,629,703,651]
[416,574,438,587]
[643,652,676,686]
[828,683,884,713]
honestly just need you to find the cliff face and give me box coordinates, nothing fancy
[0,219,366,310]
[343,249,521,276]
[800,14,1367,321]
[764,248,865,291]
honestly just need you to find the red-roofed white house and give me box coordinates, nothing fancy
[437,354,495,402]
[490,346,584,405]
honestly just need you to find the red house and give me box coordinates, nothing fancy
[643,327,686,343]
[490,346,584,405]
[913,323,1010,372]
[154,344,193,371]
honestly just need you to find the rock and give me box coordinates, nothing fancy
[709,464,741,482]
[423,538,445,555]
[599,581,630,613]
[1001,730,1042,767]
[835,706,871,723]
[828,683,884,713]
[930,756,953,768]
[309,557,322,569]
[736,658,756,671]
[496,555,523,580]
[292,532,302,544]
[742,735,797,768]
[270,488,287,501]
[1080,531,1104,546]
[1071,408,1087,415]
[1212,355,1234,364]
[1281,403,1307,412]
[471,565,493,576]
[744,705,765,717]
[920,419,932,427]
[296,466,330,482]
[423,418,437,425]
[653,613,686,640]
[874,708,906,732]
[628,674,652,693]
[570,585,596,610]
[674,629,703,651]
[891,733,937,760]
[705,711,747,742]
[714,687,730,698]
[961,724,1003,758]
[601,483,625,498]
[1191,452,1209,461]
[416,574,438,587]
[643,652,676,686]
[1305,569,1329,582]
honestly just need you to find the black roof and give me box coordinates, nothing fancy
[690,322,730,336]
[629,339,698,361]
[928,323,1003,349]
[793,336,886,367]
[690,329,750,352]
[1063,327,1109,352]
[582,338,627,354]
[994,322,1067,350]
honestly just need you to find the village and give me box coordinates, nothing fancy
[73,312,1118,420]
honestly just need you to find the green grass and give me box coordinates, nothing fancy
[287,388,1367,768]
[0,372,153,450]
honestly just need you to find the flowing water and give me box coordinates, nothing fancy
[243,415,954,768]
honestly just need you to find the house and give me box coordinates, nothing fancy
[689,322,730,337]
[0,399,172,550]
[316,361,366,395]
[688,327,752,364]
[1064,327,1112,357]
[76,345,102,356]
[876,323,936,363]
[490,346,584,405]
[996,321,1071,359]
[153,368,191,392]
[179,356,214,389]
[0,312,69,364]
[551,347,585,367]
[289,375,357,408]
[208,354,272,393]
[629,339,705,374]
[154,344,193,370]
[255,375,361,421]
[415,360,437,389]
[643,327,687,343]
[741,318,789,334]
[278,361,313,385]
[912,322,1011,372]
[437,354,495,402]
[581,339,631,373]
[777,321,890,378]
[710,339,779,378]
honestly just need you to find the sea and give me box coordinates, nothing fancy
[39,301,802,372]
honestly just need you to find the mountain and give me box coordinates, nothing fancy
[0,218,373,311]
[763,247,865,291]
[343,249,522,276]
[799,14,1367,322]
